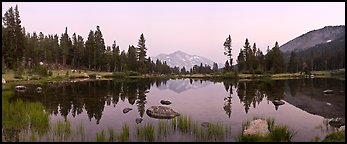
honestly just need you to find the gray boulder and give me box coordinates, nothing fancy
[146,106,180,119]
[243,119,270,137]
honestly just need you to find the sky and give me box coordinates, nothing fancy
[2,2,345,64]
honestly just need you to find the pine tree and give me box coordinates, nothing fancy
[85,30,95,69]
[237,48,246,72]
[137,33,147,73]
[127,45,138,71]
[94,26,105,71]
[223,35,233,71]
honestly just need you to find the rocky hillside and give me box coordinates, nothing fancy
[279,25,345,53]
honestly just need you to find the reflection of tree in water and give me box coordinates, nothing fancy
[223,81,233,118]
[235,80,285,113]
[16,79,169,124]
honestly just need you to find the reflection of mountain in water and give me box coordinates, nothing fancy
[157,79,211,93]
[283,79,345,124]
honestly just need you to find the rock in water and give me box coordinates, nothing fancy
[243,119,270,137]
[201,122,210,128]
[273,100,285,105]
[160,100,172,105]
[14,86,27,92]
[323,90,334,94]
[136,118,143,124]
[123,108,132,114]
[146,106,180,119]
[36,87,42,93]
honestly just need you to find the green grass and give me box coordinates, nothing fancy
[53,120,71,141]
[322,130,345,142]
[108,127,115,142]
[158,120,171,138]
[96,130,107,142]
[177,115,192,132]
[136,123,155,141]
[269,125,295,142]
[117,123,129,142]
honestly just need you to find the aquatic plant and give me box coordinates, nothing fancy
[157,120,171,138]
[136,123,155,141]
[322,130,345,142]
[108,127,115,142]
[117,123,129,142]
[96,130,106,142]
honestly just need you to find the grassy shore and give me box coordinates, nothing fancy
[2,68,344,86]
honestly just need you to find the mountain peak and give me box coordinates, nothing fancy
[152,50,222,69]
[172,50,189,55]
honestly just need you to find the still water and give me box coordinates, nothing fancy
[3,78,345,142]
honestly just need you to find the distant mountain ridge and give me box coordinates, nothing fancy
[279,25,345,53]
[152,50,223,70]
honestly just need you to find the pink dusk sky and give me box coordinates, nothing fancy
[2,2,345,64]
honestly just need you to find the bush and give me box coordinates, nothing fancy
[112,72,126,78]
[48,70,53,76]
[33,65,49,77]
[89,74,96,79]
[126,71,141,76]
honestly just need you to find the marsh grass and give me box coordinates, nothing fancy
[322,130,345,142]
[117,123,129,142]
[157,120,171,138]
[177,115,191,132]
[108,127,115,142]
[75,121,85,141]
[96,130,106,142]
[53,120,71,141]
[206,122,225,141]
[136,123,155,141]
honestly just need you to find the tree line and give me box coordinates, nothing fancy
[2,5,182,75]
[3,6,344,76]
[223,34,345,74]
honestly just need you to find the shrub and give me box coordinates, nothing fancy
[126,71,141,76]
[33,65,49,77]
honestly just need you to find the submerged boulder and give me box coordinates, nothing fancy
[160,100,172,105]
[136,118,143,124]
[123,108,132,114]
[14,86,27,92]
[146,106,180,119]
[323,90,334,94]
[201,122,210,128]
[243,119,270,137]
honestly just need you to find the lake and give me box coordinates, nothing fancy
[2,78,345,142]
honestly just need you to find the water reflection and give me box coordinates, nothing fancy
[11,78,345,125]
